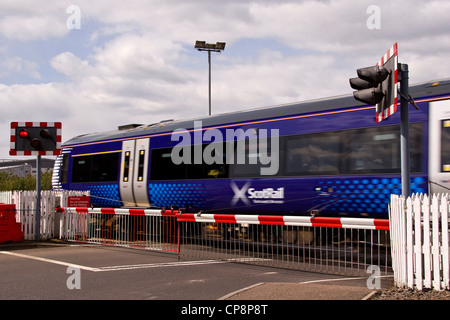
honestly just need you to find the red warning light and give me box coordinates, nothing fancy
[19,130,29,139]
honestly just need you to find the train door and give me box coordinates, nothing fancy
[429,99,450,194]
[119,138,151,207]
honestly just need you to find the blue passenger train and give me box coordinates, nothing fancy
[52,78,450,218]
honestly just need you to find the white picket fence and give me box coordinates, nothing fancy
[0,190,89,240]
[390,194,450,291]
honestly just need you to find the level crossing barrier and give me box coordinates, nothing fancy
[58,207,179,252]
[178,213,390,276]
[58,207,391,276]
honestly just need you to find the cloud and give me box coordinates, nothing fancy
[0,83,74,122]
[0,1,69,41]
[0,0,449,159]
[50,52,89,77]
[1,56,41,80]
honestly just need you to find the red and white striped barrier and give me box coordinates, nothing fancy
[57,208,389,231]
[178,213,389,230]
[57,207,177,217]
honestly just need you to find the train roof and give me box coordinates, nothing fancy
[64,77,450,146]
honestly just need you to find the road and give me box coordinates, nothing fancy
[0,241,392,316]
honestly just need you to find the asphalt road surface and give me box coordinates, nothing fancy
[0,241,392,317]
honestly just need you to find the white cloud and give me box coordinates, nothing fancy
[0,0,449,159]
[1,56,41,79]
[0,1,69,41]
[50,52,89,77]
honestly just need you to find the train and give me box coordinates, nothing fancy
[52,78,450,219]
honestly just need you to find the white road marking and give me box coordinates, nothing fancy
[0,251,100,272]
[0,251,232,272]
[97,259,228,271]
[298,275,393,285]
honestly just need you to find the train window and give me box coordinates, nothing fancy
[228,137,279,177]
[72,157,91,182]
[137,150,145,181]
[441,120,450,172]
[149,123,424,180]
[281,123,422,177]
[284,133,341,176]
[345,123,422,174]
[229,139,265,177]
[150,144,229,180]
[60,154,69,184]
[410,123,423,173]
[346,127,400,173]
[123,151,131,182]
[189,143,228,179]
[71,152,120,183]
[150,148,184,180]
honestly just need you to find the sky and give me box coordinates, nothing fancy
[1,0,450,160]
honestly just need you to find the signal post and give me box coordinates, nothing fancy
[9,122,62,241]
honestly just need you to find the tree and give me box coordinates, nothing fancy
[0,170,53,191]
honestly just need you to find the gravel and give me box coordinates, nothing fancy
[370,287,450,300]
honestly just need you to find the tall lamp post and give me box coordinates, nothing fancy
[195,41,226,116]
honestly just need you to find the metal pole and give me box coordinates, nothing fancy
[208,50,211,116]
[399,63,411,197]
[36,155,41,241]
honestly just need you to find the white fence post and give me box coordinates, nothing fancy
[406,196,414,289]
[431,194,441,290]
[390,193,450,291]
[422,195,432,289]
[389,194,407,288]
[441,195,449,289]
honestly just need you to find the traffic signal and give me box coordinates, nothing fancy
[350,43,398,123]
[349,65,389,105]
[10,122,62,156]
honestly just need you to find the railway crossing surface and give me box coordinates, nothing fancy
[0,241,392,315]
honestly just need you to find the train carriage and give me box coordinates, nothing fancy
[52,78,450,219]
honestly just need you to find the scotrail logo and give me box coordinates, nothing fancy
[231,182,284,206]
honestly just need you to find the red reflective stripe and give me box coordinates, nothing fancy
[258,215,285,225]
[75,208,88,214]
[161,210,178,217]
[101,208,115,215]
[214,214,236,224]
[129,209,145,216]
[374,219,390,230]
[177,213,196,222]
[311,217,342,228]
